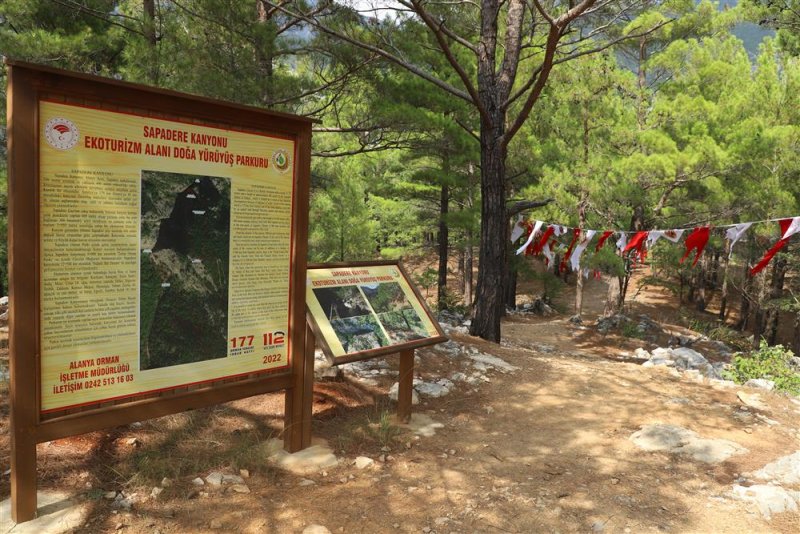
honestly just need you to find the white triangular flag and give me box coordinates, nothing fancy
[516,220,543,255]
[570,230,597,271]
[553,225,568,237]
[510,215,526,243]
[725,222,753,251]
[646,229,685,247]
[542,240,554,266]
[781,217,800,240]
[615,232,628,251]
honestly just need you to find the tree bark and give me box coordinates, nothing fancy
[764,256,788,346]
[470,124,506,342]
[256,0,276,105]
[695,255,707,312]
[504,261,518,311]
[719,240,731,321]
[463,236,473,308]
[574,196,588,317]
[793,312,800,356]
[751,272,768,349]
[437,182,450,309]
[737,241,758,331]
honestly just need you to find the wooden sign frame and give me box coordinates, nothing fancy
[305,260,447,425]
[306,260,447,366]
[6,61,314,523]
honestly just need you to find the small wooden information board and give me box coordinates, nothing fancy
[305,261,447,421]
[6,61,313,523]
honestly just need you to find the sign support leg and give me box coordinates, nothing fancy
[397,349,415,423]
[284,320,314,452]
[10,430,37,523]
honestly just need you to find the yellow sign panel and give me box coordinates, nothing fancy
[306,264,442,358]
[39,101,296,413]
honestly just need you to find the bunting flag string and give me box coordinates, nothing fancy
[512,216,799,276]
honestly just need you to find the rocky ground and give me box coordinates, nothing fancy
[1,301,799,533]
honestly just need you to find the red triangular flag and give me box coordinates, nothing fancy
[532,226,555,255]
[750,219,794,276]
[595,230,614,252]
[561,228,581,270]
[623,231,648,262]
[680,227,711,267]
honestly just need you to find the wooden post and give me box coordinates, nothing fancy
[397,349,415,423]
[284,320,314,452]
[8,62,40,524]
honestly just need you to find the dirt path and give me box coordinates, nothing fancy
[2,312,799,533]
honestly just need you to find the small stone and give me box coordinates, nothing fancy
[150,487,164,499]
[229,484,250,494]
[381,446,391,452]
[422,527,431,533]
[205,472,224,486]
[611,478,620,485]
[104,491,118,499]
[354,456,374,469]
[115,522,125,530]
[125,437,140,446]
[302,525,332,534]
[239,469,250,479]
[592,520,606,533]
[744,378,776,391]
[348,474,355,480]
[299,479,316,486]
[191,477,205,486]
[221,474,245,484]
[210,519,223,529]
[129,422,143,430]
[161,477,172,487]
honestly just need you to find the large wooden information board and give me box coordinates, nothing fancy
[7,61,313,522]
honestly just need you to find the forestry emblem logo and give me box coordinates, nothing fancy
[272,149,291,173]
[44,117,79,150]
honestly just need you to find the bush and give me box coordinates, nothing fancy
[723,342,800,395]
[620,320,645,340]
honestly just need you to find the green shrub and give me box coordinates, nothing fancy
[621,320,645,339]
[723,342,800,395]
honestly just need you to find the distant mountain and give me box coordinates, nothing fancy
[719,0,775,57]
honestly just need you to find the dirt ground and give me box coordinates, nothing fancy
[1,270,799,533]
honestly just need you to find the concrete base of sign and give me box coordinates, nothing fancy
[395,413,444,437]
[266,438,339,475]
[0,491,88,534]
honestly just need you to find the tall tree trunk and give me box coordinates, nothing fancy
[793,312,800,356]
[695,255,707,312]
[470,126,506,341]
[504,261,517,311]
[463,235,473,308]
[574,195,588,317]
[737,241,758,331]
[719,240,731,321]
[604,276,621,316]
[751,272,768,349]
[256,1,275,105]
[437,181,450,310]
[764,256,788,346]
[143,0,159,84]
